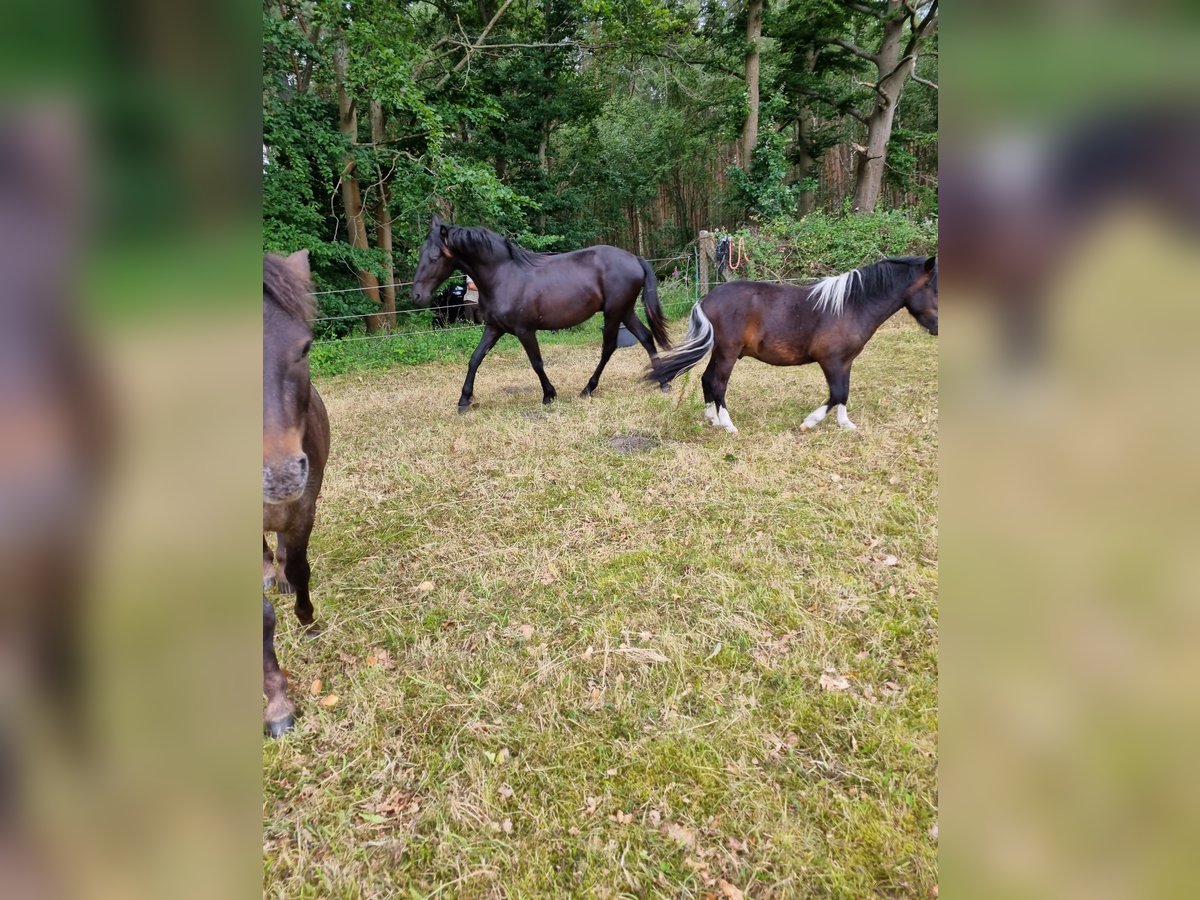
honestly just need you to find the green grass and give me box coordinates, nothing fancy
[264,318,938,898]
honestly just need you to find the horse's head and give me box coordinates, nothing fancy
[263,251,316,504]
[903,255,938,336]
[411,214,457,306]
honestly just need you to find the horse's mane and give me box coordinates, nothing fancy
[447,225,551,268]
[808,256,928,316]
[264,254,315,323]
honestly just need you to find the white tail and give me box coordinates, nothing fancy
[649,302,715,386]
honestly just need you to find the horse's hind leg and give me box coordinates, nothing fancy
[581,314,622,397]
[709,351,739,433]
[621,311,670,392]
[514,327,557,404]
[700,358,720,426]
[263,596,295,737]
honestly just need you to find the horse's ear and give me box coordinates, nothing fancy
[440,224,450,246]
[284,249,311,280]
[431,213,441,232]
[924,255,936,273]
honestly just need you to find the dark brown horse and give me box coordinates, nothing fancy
[263,250,330,737]
[411,216,671,411]
[650,256,938,433]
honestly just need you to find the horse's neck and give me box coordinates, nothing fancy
[853,286,908,333]
[457,258,498,295]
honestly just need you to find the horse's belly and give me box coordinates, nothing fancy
[535,297,602,331]
[749,339,810,367]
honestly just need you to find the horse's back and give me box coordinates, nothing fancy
[701,281,815,365]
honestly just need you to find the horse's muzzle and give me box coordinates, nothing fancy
[263,454,309,504]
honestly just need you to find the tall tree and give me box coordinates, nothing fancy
[368,100,396,328]
[740,0,765,170]
[838,0,938,212]
[332,40,384,330]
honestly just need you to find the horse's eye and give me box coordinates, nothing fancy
[301,339,312,358]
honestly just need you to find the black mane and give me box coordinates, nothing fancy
[264,254,315,323]
[447,225,551,268]
[852,256,929,303]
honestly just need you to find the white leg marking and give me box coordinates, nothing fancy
[704,402,719,426]
[717,406,738,434]
[800,404,828,431]
[836,404,857,430]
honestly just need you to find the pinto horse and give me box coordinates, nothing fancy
[411,216,671,411]
[263,250,330,737]
[650,256,938,433]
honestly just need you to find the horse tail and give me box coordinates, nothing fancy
[646,301,713,386]
[638,256,672,350]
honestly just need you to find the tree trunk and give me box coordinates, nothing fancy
[850,1,938,213]
[795,113,815,215]
[333,44,383,332]
[369,100,396,329]
[740,0,764,170]
[538,130,548,233]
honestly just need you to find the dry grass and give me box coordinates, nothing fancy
[263,318,938,898]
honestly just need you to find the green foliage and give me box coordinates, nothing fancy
[731,209,938,281]
[727,123,798,221]
[263,0,937,328]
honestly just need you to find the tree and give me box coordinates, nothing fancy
[835,0,938,212]
[262,0,938,333]
[740,0,765,170]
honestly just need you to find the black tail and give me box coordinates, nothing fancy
[645,302,714,385]
[637,257,672,349]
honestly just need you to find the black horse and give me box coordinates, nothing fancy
[411,216,671,411]
[649,256,938,433]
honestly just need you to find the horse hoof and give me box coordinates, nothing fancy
[725,425,739,434]
[543,394,556,405]
[659,382,671,393]
[579,387,593,398]
[265,714,295,738]
[457,403,472,415]
[303,621,324,639]
[799,422,812,432]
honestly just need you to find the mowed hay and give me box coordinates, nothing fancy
[264,318,938,898]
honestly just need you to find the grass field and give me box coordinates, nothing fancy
[263,316,938,898]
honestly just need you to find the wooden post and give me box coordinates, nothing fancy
[698,230,714,297]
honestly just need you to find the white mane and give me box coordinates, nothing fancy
[809,268,863,316]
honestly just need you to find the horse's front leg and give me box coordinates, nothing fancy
[279,523,320,635]
[803,360,855,431]
[263,596,295,737]
[514,328,556,404]
[263,535,276,591]
[459,323,504,413]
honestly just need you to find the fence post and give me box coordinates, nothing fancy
[698,230,714,297]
